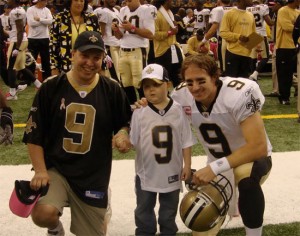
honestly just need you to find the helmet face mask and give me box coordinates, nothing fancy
[180,174,233,232]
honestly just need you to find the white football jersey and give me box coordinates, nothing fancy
[9,6,27,42]
[171,77,272,163]
[130,100,194,193]
[194,8,210,30]
[94,7,120,47]
[118,4,156,48]
[246,4,270,36]
[171,82,194,122]
[209,6,235,36]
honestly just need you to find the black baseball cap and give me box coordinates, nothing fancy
[9,180,49,218]
[74,31,105,52]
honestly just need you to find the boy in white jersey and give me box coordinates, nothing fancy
[130,64,194,235]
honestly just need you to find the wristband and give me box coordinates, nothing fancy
[202,37,207,43]
[209,157,231,175]
[118,129,129,135]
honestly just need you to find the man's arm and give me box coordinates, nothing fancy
[27,143,50,191]
[193,112,268,184]
[15,18,24,50]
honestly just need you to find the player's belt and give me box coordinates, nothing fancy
[121,48,136,52]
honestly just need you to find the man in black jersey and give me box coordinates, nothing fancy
[22,31,132,236]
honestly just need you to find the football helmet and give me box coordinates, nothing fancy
[180,174,233,232]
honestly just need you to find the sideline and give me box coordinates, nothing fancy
[13,113,299,128]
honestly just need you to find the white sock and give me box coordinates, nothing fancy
[9,88,16,96]
[251,71,258,78]
[34,79,42,89]
[245,226,262,236]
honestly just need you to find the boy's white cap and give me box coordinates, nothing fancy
[140,64,169,86]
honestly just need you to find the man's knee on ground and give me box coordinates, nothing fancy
[31,204,60,227]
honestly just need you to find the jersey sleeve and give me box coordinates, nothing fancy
[261,4,270,17]
[232,81,265,123]
[209,7,222,24]
[94,8,106,23]
[22,81,52,146]
[141,5,156,34]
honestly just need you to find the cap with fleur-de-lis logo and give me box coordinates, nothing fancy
[74,31,105,52]
[139,64,170,87]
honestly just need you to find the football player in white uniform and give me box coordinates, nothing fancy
[171,55,272,236]
[113,0,156,104]
[199,0,234,73]
[94,0,121,82]
[130,64,194,235]
[6,0,42,100]
[247,0,274,81]
[193,0,210,32]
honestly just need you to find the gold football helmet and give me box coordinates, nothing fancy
[180,174,233,232]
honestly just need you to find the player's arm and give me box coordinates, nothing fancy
[199,22,219,48]
[192,111,268,185]
[15,18,24,50]
[121,20,154,39]
[99,21,107,37]
[264,14,274,27]
[27,143,50,191]
[181,146,192,181]
[219,13,241,42]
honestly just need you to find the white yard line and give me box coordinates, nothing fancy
[0,151,299,236]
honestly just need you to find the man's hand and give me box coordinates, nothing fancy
[30,170,50,191]
[192,166,216,185]
[239,35,249,43]
[0,107,13,145]
[12,49,19,57]
[112,129,132,153]
[132,97,148,110]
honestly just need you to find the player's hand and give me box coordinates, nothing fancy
[12,49,19,57]
[0,107,13,145]
[30,170,50,191]
[112,130,132,153]
[104,55,113,68]
[51,68,59,76]
[239,35,249,42]
[170,26,178,35]
[192,166,216,185]
[131,97,148,110]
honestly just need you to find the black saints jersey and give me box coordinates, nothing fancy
[23,73,132,207]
